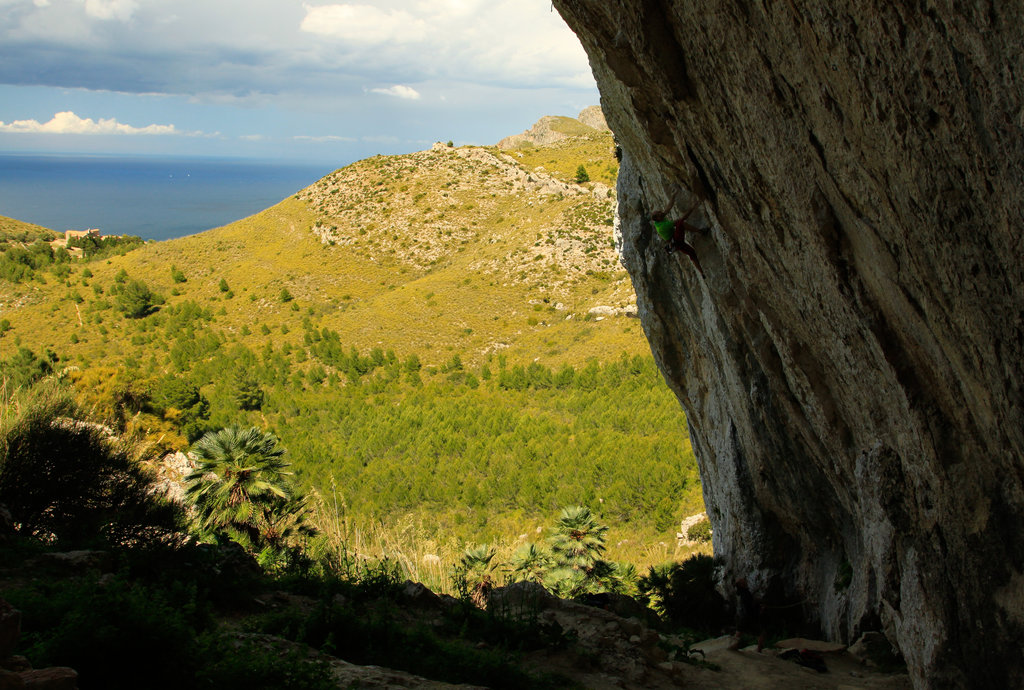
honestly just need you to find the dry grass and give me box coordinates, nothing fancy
[503,131,619,186]
[310,482,712,596]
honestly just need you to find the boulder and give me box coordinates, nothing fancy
[849,631,902,668]
[19,668,77,690]
[399,581,441,608]
[29,551,112,573]
[0,669,23,690]
[488,581,555,613]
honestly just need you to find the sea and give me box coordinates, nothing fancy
[0,153,339,241]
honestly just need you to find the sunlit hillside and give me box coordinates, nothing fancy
[2,139,642,368]
[0,119,704,571]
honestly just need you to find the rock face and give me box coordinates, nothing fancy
[577,105,610,132]
[552,2,1024,688]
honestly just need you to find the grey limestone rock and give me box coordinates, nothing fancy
[553,1,1024,687]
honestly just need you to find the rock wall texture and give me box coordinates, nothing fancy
[552,2,1024,687]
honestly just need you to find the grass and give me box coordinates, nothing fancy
[308,488,711,597]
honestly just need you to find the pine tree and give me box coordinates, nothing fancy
[232,369,265,411]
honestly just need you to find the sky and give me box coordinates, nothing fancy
[0,0,599,164]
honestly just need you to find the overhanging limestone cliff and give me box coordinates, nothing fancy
[552,2,1024,687]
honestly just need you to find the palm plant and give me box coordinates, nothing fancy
[456,544,499,608]
[184,426,293,550]
[509,542,551,584]
[548,505,608,571]
[255,493,318,569]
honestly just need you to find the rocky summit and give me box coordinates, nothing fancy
[553,2,1024,688]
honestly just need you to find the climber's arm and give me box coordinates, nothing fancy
[651,187,680,221]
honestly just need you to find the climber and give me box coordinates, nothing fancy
[649,188,707,276]
[728,578,766,652]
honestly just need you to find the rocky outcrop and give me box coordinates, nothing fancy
[577,105,610,132]
[496,108,606,149]
[553,2,1024,688]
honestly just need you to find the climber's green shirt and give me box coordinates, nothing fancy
[653,218,674,241]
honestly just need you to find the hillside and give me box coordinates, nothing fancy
[2,140,633,368]
[0,214,58,243]
[0,116,703,568]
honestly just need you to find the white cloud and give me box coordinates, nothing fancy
[361,134,399,144]
[370,84,420,100]
[298,1,593,89]
[300,4,427,43]
[294,134,356,142]
[81,0,137,21]
[0,110,183,135]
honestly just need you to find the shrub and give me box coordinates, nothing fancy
[9,576,200,689]
[232,370,264,409]
[0,382,184,548]
[0,347,55,389]
[116,279,162,319]
[150,376,210,441]
[638,554,727,634]
[686,518,712,544]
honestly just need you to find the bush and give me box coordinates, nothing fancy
[6,568,327,690]
[0,382,184,548]
[686,518,712,543]
[194,634,335,690]
[9,576,201,689]
[638,555,727,634]
[0,347,55,389]
[150,376,210,440]
[116,279,162,319]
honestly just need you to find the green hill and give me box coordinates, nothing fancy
[0,120,703,573]
[0,214,59,243]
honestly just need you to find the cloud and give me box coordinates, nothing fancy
[300,4,427,43]
[0,1,593,98]
[370,84,420,100]
[294,134,357,142]
[361,134,399,144]
[0,110,185,135]
[298,1,593,89]
[82,0,137,21]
